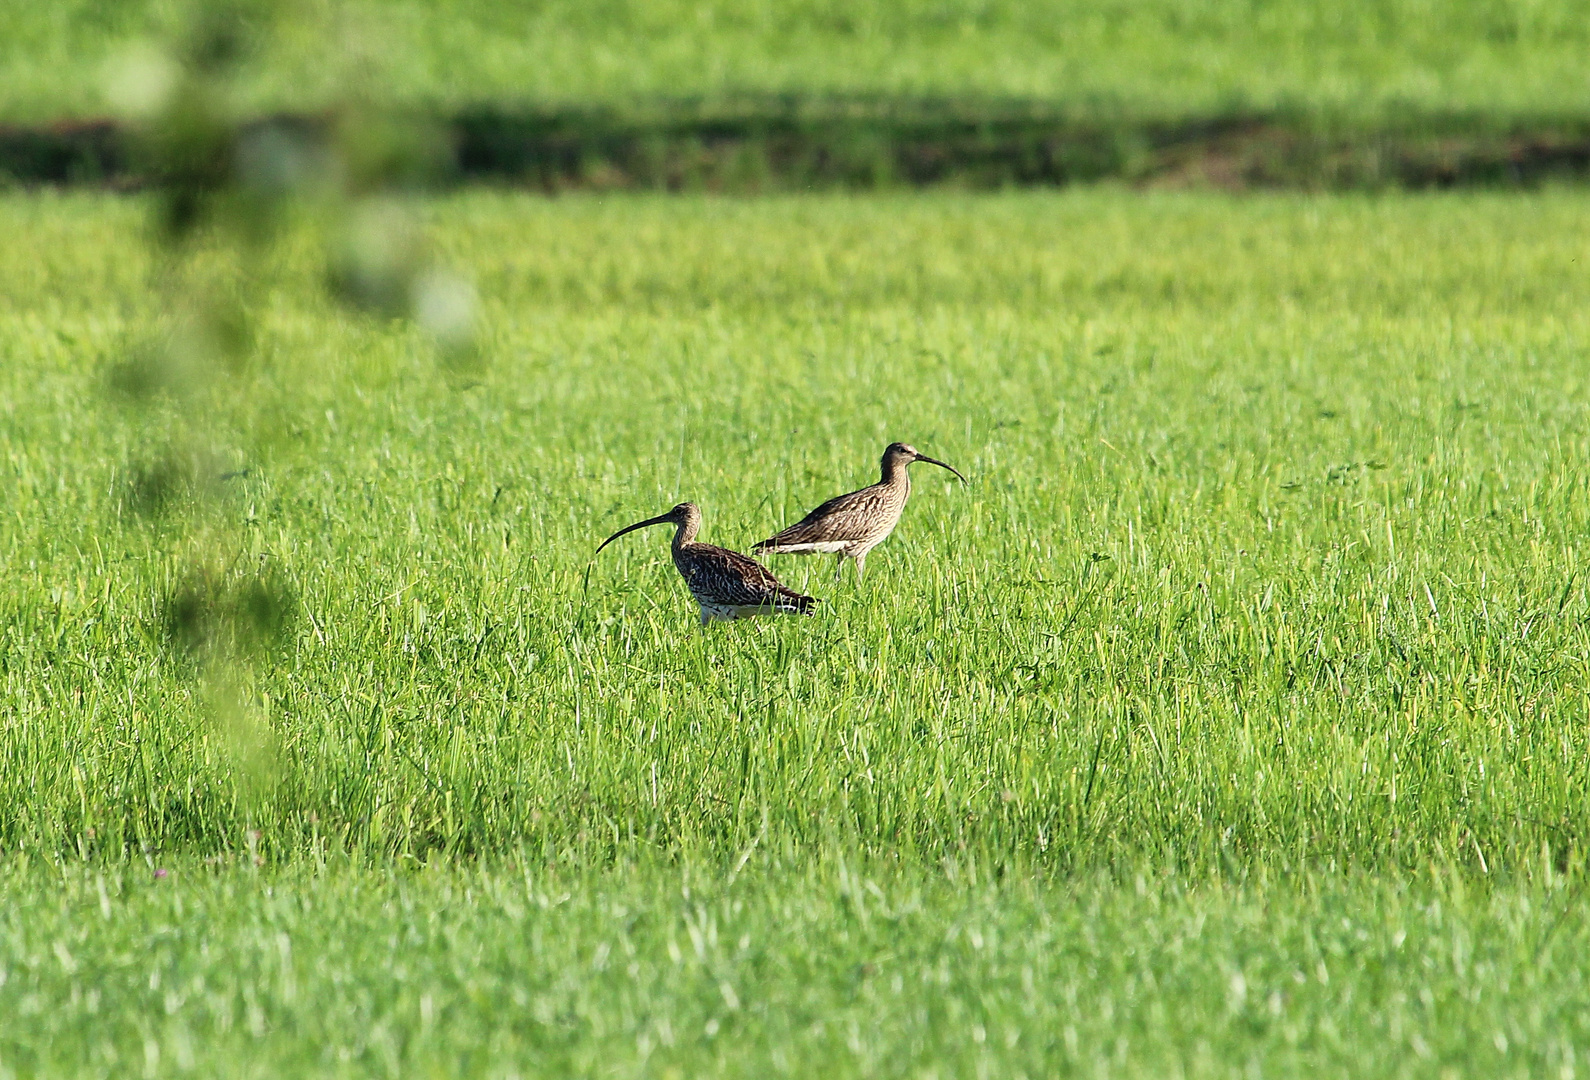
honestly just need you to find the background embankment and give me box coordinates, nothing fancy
[5,0,1590,189]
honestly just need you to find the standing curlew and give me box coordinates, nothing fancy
[753,442,966,579]
[596,502,818,627]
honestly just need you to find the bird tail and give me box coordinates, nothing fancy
[780,589,818,615]
[753,524,809,553]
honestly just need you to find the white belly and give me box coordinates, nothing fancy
[770,540,851,555]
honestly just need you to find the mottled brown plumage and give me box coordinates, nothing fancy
[597,502,817,627]
[753,442,966,578]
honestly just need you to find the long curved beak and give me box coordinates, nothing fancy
[596,512,675,554]
[914,454,967,484]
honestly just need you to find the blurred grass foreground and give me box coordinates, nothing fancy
[5,0,1590,189]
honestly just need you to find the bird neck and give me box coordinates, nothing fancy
[672,517,699,553]
[881,457,912,488]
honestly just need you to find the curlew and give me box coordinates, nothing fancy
[753,442,966,579]
[596,502,818,627]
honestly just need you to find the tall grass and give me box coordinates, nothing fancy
[3,190,1588,874]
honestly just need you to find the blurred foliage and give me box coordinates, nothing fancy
[109,0,477,803]
[160,560,295,659]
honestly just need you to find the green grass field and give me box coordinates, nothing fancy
[4,0,1590,125]
[3,857,1587,1077]
[3,188,1590,1074]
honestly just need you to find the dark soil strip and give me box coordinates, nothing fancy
[6,100,1590,191]
[0,120,127,186]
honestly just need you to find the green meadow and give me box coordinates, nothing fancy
[2,189,1589,1074]
[4,0,1590,124]
[2,858,1586,1077]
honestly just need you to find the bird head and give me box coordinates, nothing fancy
[883,442,967,483]
[596,502,700,553]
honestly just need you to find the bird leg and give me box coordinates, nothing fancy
[853,553,866,580]
[834,553,846,581]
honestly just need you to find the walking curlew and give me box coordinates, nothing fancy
[596,502,818,627]
[753,442,966,579]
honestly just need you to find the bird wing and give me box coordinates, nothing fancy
[755,486,895,549]
[681,544,816,609]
